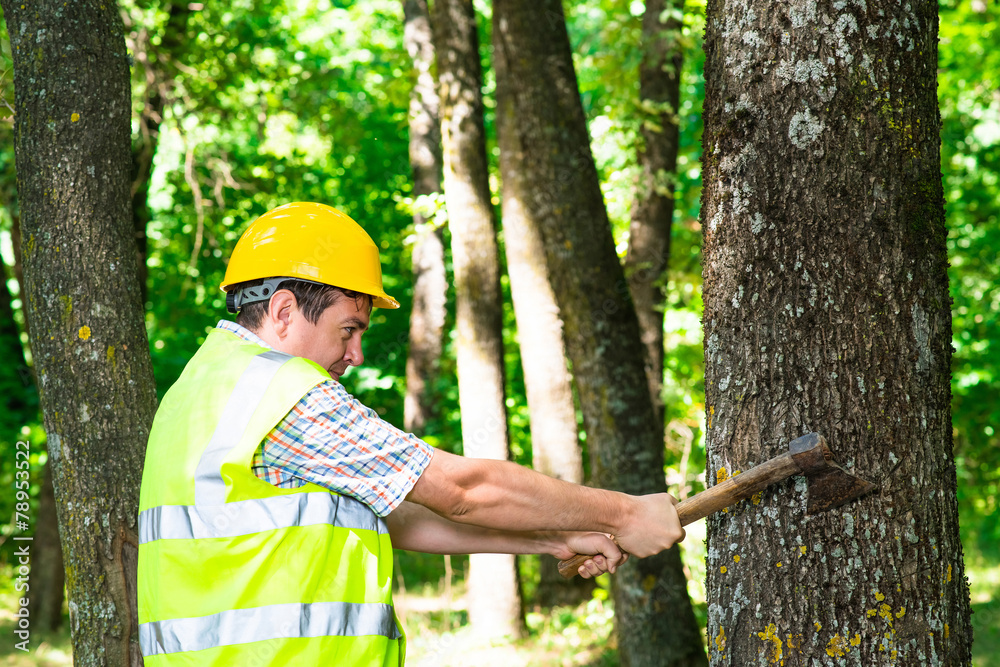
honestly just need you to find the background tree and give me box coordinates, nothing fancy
[125,1,193,305]
[498,91,591,606]
[402,0,448,435]
[700,0,973,663]
[624,0,685,430]
[1,0,157,665]
[493,0,706,664]
[434,0,523,639]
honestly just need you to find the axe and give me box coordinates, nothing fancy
[558,432,876,578]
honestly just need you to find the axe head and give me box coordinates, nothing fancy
[788,433,877,515]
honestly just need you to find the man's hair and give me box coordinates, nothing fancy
[231,279,372,331]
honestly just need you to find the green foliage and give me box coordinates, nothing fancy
[939,0,1000,558]
[566,0,708,495]
[0,0,998,662]
[131,0,430,428]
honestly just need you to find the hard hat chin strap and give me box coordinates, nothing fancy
[226,277,324,314]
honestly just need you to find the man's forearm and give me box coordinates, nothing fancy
[407,449,636,535]
[387,500,561,555]
[405,448,683,559]
[387,500,627,577]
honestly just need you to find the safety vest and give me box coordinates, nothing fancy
[138,328,403,666]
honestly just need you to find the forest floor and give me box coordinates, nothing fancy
[0,541,996,666]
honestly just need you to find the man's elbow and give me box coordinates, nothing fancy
[406,451,488,522]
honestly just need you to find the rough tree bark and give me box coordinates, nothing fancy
[402,0,448,435]
[498,100,592,606]
[700,0,972,664]
[2,1,158,664]
[624,0,685,430]
[493,1,705,664]
[434,0,524,639]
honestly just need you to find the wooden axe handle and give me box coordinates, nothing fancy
[556,452,802,578]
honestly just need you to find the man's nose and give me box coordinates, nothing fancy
[345,337,364,367]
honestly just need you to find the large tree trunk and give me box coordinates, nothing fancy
[492,2,706,665]
[434,0,524,639]
[402,0,448,435]
[624,0,685,431]
[2,1,158,664]
[700,0,972,664]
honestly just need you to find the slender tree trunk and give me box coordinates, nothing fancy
[403,0,448,435]
[28,459,66,633]
[434,0,524,639]
[496,67,592,608]
[127,2,192,306]
[2,1,158,664]
[625,0,685,430]
[493,2,705,664]
[0,241,32,422]
[700,0,972,664]
[11,214,27,336]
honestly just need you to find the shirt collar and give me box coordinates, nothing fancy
[216,320,273,349]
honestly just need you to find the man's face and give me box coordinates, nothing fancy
[281,295,371,382]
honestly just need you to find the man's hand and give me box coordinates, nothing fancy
[556,532,629,578]
[613,493,685,558]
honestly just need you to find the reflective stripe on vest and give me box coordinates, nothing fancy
[139,347,399,659]
[141,601,402,657]
[138,491,388,543]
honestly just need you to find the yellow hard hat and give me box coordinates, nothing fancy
[221,202,400,309]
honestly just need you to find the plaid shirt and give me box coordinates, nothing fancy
[217,320,433,517]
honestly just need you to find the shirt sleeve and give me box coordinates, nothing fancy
[259,380,434,517]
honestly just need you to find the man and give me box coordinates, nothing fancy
[137,202,684,666]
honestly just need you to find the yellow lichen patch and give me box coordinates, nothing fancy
[947,564,952,582]
[799,545,807,557]
[895,607,906,619]
[720,566,728,574]
[733,555,741,563]
[71,112,80,122]
[717,466,729,483]
[642,574,657,591]
[945,624,949,639]
[814,621,822,632]
[850,634,861,647]
[752,491,763,505]
[756,623,783,664]
[867,609,877,618]
[874,591,886,602]
[78,325,91,341]
[708,405,715,429]
[776,561,783,568]
[826,634,847,657]
[714,625,727,657]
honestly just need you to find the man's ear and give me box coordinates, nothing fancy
[266,290,299,339]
